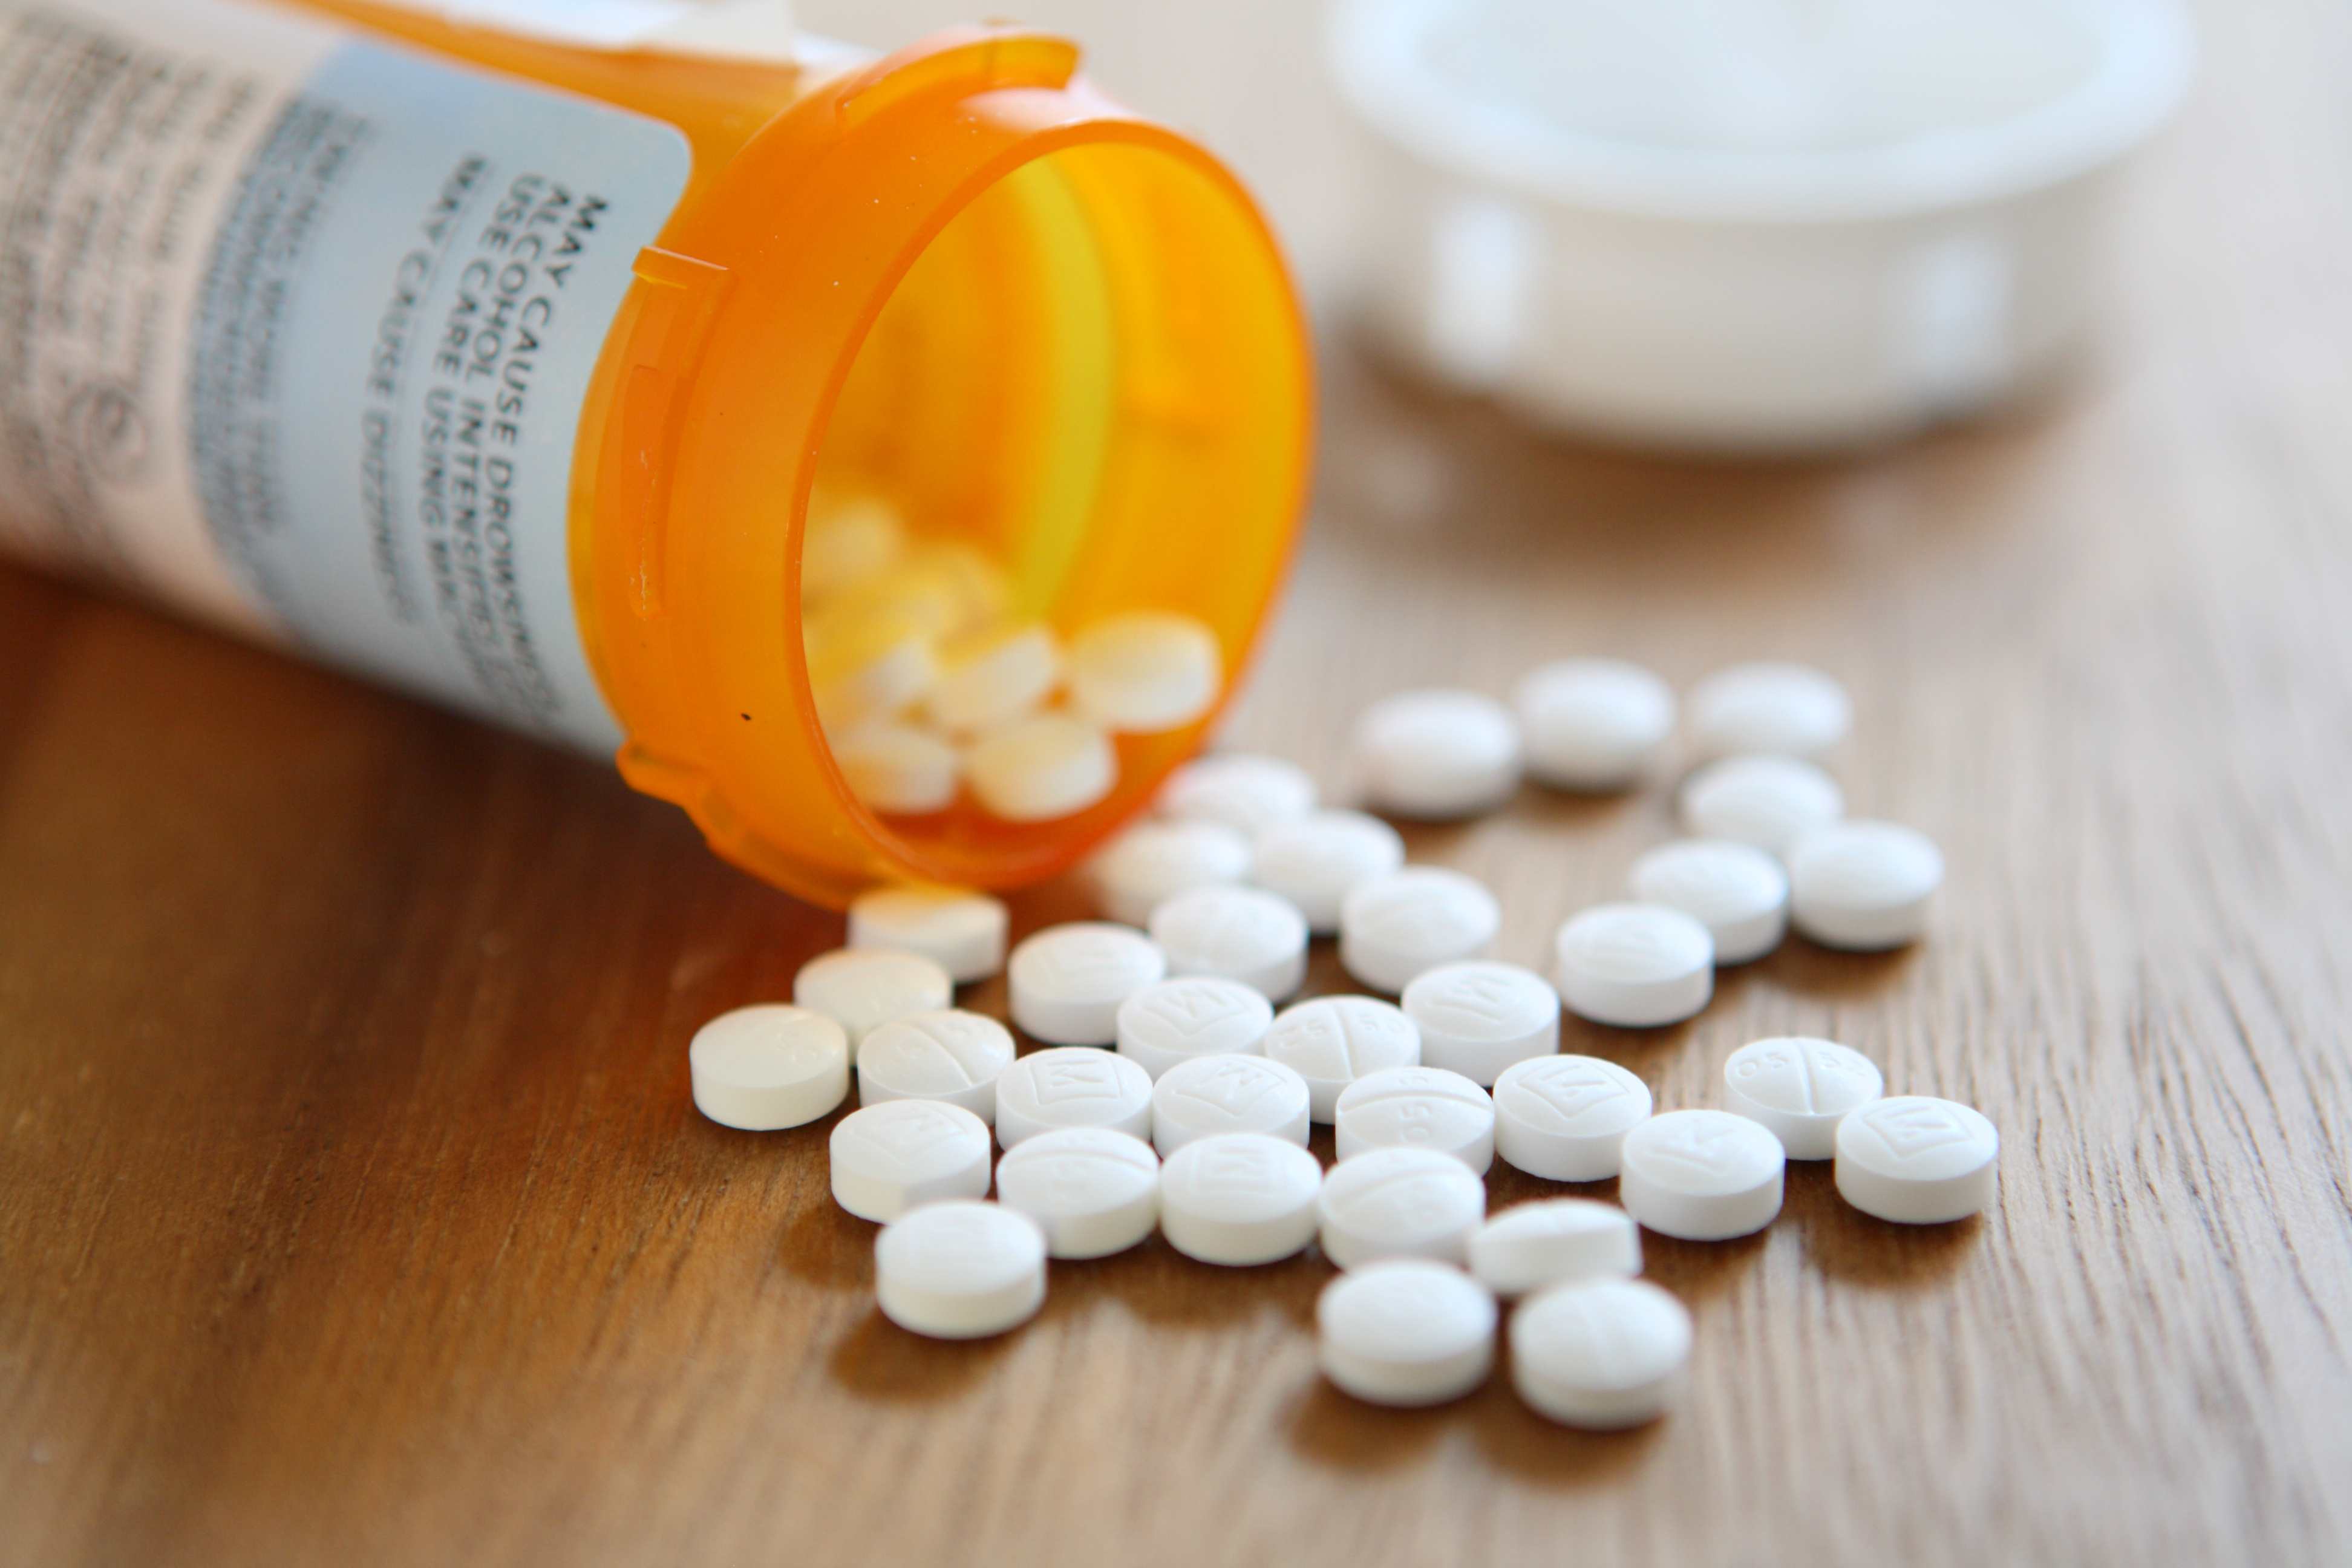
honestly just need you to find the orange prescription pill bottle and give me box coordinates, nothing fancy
[0,0,1313,906]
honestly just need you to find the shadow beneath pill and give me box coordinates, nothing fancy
[1637,1227,1771,1304]
[1290,939,1362,1004]
[1021,1233,1265,1328]
[955,971,1010,1028]
[1287,1330,1668,1486]
[1557,1014,1700,1078]
[759,1100,875,1290]
[1512,782,1642,834]
[826,1307,1016,1400]
[777,1187,874,1292]
[1760,936,1920,1000]
[1464,1359,1668,1489]
[1781,1161,1986,1289]
[1022,1252,1129,1328]
[1391,818,1477,863]
[1004,875,1099,939]
[1284,1379,1454,1473]
[1483,1163,1620,1213]
[1094,1236,1330,1331]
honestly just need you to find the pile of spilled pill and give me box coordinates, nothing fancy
[688,658,1992,1428]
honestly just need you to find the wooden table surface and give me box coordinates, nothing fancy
[7,4,2352,1564]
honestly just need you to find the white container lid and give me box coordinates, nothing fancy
[1330,0,2197,224]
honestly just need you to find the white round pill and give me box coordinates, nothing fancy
[1550,904,1715,1028]
[1339,867,1501,994]
[1157,1132,1324,1266]
[1317,1146,1487,1269]
[1149,885,1308,1001]
[1085,818,1253,927]
[1618,1109,1785,1241]
[794,947,955,1046]
[1491,1054,1653,1181]
[1262,996,1422,1123]
[1252,810,1405,933]
[1401,961,1560,1086]
[966,713,1118,822]
[1151,1054,1312,1156]
[1318,1261,1497,1407]
[1835,1096,1999,1224]
[855,1009,1018,1125]
[1511,658,1676,792]
[1007,923,1167,1046]
[927,623,1061,734]
[687,1004,851,1131]
[1353,688,1523,820]
[1628,838,1791,965]
[1068,610,1223,733]
[831,720,961,815]
[800,493,906,601]
[828,1099,995,1222]
[1157,753,1316,835]
[847,886,1008,983]
[1469,1200,1642,1298]
[874,1199,1046,1339]
[1786,820,1945,950]
[812,634,935,735]
[993,1127,1161,1259]
[1688,661,1851,761]
[1677,754,1844,855]
[1722,1036,1883,1160]
[1334,1065,1497,1173]
[992,1046,1155,1149]
[1116,976,1273,1080]
[1511,1278,1691,1429]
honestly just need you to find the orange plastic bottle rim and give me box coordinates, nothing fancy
[575,27,1315,908]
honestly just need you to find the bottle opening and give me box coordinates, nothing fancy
[584,41,1313,909]
[802,137,1309,890]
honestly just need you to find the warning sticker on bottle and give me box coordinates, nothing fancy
[0,0,693,752]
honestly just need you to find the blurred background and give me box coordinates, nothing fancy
[797,0,2199,454]
[798,0,1368,302]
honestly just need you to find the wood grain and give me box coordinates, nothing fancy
[5,1,2352,1563]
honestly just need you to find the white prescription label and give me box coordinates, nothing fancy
[0,0,694,752]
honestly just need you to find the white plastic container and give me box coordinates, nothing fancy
[1329,0,2195,451]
